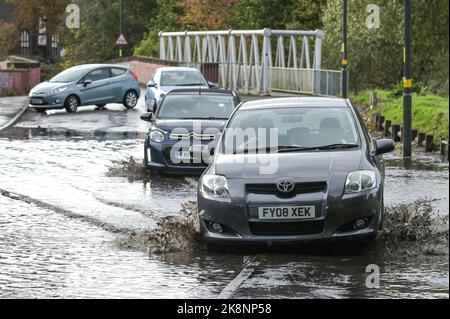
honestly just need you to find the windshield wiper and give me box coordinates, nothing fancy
[277,144,359,153]
[187,117,228,120]
[232,146,279,155]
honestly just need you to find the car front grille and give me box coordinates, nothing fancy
[246,182,327,197]
[249,220,325,236]
[163,147,209,167]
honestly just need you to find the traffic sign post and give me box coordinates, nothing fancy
[117,0,126,57]
[115,32,128,57]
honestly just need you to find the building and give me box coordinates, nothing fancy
[0,0,60,61]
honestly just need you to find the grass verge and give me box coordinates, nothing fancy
[351,89,449,143]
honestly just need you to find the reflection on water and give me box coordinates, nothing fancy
[383,153,449,214]
[0,130,448,299]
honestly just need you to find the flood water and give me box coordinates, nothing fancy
[0,120,448,298]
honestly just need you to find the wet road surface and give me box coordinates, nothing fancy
[0,96,448,299]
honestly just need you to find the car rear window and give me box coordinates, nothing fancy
[160,71,206,86]
[157,95,235,120]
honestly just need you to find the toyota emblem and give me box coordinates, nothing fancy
[277,180,295,193]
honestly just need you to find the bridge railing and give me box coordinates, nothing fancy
[162,29,342,97]
[181,62,342,97]
[270,68,342,96]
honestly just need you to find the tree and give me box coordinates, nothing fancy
[6,0,69,33]
[134,0,182,57]
[0,21,17,56]
[321,0,449,94]
[61,0,158,65]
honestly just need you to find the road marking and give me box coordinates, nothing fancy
[217,254,264,299]
[0,188,126,233]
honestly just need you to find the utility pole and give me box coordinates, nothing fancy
[119,0,124,57]
[341,0,349,98]
[403,0,413,158]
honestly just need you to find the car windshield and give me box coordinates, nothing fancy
[49,67,88,83]
[222,107,360,154]
[157,95,235,120]
[160,71,206,86]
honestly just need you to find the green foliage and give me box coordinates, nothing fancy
[61,0,157,65]
[351,89,449,143]
[2,88,17,97]
[134,0,182,57]
[232,0,326,30]
[322,0,449,95]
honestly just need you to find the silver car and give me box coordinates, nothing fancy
[29,64,140,113]
[145,67,215,112]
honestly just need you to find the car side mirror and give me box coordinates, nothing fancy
[375,139,395,155]
[140,112,153,122]
[83,79,92,87]
[147,81,157,88]
[208,81,218,89]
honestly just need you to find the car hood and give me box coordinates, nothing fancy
[214,150,364,191]
[154,119,227,133]
[30,81,72,94]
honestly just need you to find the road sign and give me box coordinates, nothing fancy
[115,32,128,46]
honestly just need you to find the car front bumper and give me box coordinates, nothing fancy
[29,94,66,109]
[143,139,210,175]
[197,187,382,246]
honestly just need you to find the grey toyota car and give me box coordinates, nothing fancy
[197,97,395,246]
[29,64,140,113]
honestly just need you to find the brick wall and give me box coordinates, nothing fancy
[112,56,180,85]
[0,68,41,96]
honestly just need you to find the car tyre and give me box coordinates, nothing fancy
[124,90,138,109]
[64,95,79,113]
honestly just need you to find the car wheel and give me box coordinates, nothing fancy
[64,95,79,113]
[33,108,47,114]
[124,90,138,109]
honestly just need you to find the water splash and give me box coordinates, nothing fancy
[115,201,204,253]
[375,199,449,256]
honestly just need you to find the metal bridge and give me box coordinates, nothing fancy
[159,28,342,96]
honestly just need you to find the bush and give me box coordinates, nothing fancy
[1,88,17,97]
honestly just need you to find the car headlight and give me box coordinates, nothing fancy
[45,87,68,97]
[345,170,376,194]
[201,175,230,198]
[149,129,165,143]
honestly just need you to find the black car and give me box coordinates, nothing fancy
[197,97,395,246]
[140,89,240,174]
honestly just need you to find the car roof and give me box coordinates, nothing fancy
[239,97,349,110]
[68,64,130,71]
[156,67,201,73]
[166,88,237,96]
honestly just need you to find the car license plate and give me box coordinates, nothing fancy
[30,98,43,105]
[174,150,191,161]
[258,206,315,220]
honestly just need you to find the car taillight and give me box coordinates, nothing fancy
[130,71,138,81]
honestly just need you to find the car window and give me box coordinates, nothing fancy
[223,107,360,154]
[160,71,206,86]
[49,67,87,83]
[111,68,126,77]
[85,68,110,82]
[157,95,235,120]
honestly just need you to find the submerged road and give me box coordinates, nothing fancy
[0,93,448,299]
